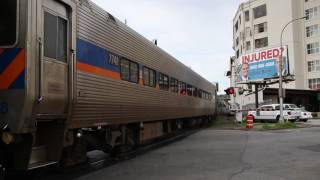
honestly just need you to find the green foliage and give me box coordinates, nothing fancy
[262,122,297,130]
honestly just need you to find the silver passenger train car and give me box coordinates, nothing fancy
[0,0,217,172]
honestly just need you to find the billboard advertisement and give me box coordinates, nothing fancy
[239,47,289,81]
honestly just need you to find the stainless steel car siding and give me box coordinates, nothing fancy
[76,3,212,90]
[68,1,215,128]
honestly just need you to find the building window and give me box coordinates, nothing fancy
[253,4,267,19]
[236,50,239,58]
[143,66,156,87]
[235,21,238,32]
[245,27,251,38]
[255,37,268,49]
[246,41,251,51]
[245,10,250,21]
[239,15,241,25]
[159,73,169,90]
[306,24,320,37]
[254,22,267,34]
[236,37,239,46]
[307,42,320,54]
[245,27,252,38]
[120,58,139,83]
[308,60,320,72]
[248,85,252,93]
[308,78,320,90]
[306,6,320,20]
[170,77,179,93]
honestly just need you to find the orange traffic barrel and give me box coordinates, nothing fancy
[246,115,254,129]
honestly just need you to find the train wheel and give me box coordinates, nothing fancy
[60,131,87,167]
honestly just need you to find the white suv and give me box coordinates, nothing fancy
[248,104,300,123]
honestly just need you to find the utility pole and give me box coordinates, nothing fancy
[279,16,306,123]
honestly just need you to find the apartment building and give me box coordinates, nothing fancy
[229,0,320,112]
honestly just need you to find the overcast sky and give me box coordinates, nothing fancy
[92,0,246,94]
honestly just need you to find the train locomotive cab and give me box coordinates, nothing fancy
[0,0,76,175]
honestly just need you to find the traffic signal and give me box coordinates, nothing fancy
[238,87,244,95]
[224,87,235,95]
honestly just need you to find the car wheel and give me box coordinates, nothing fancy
[303,119,308,122]
[275,115,280,123]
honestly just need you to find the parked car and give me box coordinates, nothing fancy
[298,109,313,122]
[248,104,300,123]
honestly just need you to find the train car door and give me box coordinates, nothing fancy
[37,0,71,116]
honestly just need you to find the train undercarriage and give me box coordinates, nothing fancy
[0,116,215,178]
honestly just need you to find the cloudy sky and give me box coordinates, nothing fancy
[92,0,246,94]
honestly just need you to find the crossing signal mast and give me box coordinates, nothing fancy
[224,87,245,96]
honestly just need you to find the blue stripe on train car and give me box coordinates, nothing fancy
[77,38,120,73]
[9,70,25,89]
[0,48,21,74]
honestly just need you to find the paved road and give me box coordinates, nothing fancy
[75,127,320,180]
[304,119,320,126]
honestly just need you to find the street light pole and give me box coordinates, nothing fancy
[279,16,307,123]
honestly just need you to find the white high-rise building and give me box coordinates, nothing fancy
[229,0,320,112]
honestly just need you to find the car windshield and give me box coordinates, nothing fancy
[288,104,298,108]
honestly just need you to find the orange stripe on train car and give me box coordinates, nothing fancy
[77,62,121,80]
[0,49,25,89]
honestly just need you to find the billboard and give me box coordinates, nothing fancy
[239,47,289,81]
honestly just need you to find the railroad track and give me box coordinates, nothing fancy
[26,129,199,180]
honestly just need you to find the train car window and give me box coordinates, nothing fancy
[178,81,182,92]
[44,12,68,62]
[159,73,169,90]
[198,89,202,98]
[175,79,178,92]
[143,67,150,86]
[57,18,68,61]
[159,74,163,87]
[143,67,156,87]
[120,59,130,81]
[187,84,193,96]
[150,70,156,87]
[193,88,198,97]
[202,91,206,99]
[180,82,187,95]
[170,78,175,92]
[164,75,169,90]
[0,0,17,46]
[44,12,57,59]
[170,78,179,93]
[130,62,139,83]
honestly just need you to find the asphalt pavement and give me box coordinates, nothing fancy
[74,126,320,180]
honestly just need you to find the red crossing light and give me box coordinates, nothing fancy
[224,87,235,95]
